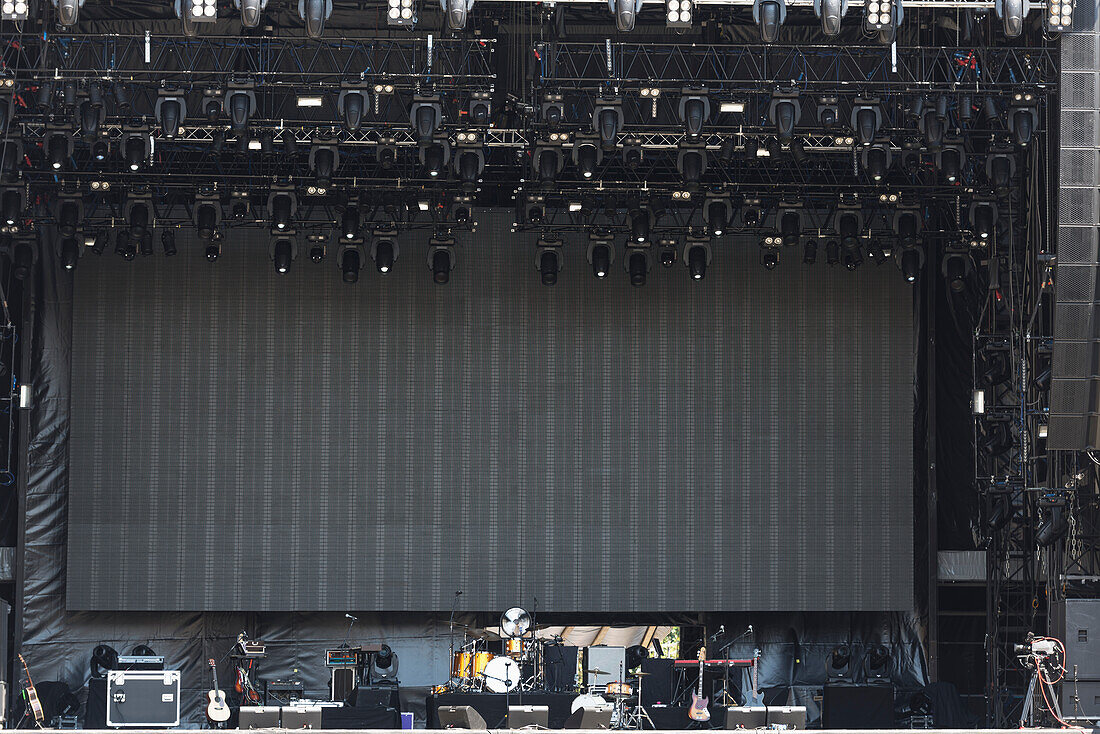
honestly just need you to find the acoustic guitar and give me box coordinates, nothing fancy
[206,658,231,724]
[18,653,44,727]
[687,647,711,722]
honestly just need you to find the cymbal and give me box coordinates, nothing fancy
[632,671,652,676]
[585,668,608,675]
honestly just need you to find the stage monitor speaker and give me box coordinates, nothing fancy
[438,705,487,729]
[508,705,549,729]
[281,705,322,729]
[725,706,767,728]
[822,684,894,729]
[331,667,357,702]
[543,645,580,692]
[348,686,400,709]
[564,705,613,729]
[239,706,281,728]
[585,646,626,688]
[640,658,674,706]
[768,705,807,729]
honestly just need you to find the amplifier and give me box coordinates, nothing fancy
[116,656,165,671]
[265,679,304,704]
[106,670,180,728]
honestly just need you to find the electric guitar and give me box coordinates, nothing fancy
[18,654,44,727]
[687,647,711,722]
[206,659,231,724]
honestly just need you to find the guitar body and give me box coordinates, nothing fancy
[206,689,230,723]
[688,692,711,722]
[18,654,44,725]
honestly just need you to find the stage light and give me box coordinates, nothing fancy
[126,202,150,240]
[851,100,881,145]
[443,0,472,28]
[59,236,80,270]
[310,143,339,186]
[272,238,294,273]
[937,141,964,183]
[12,240,33,279]
[541,95,564,126]
[813,0,846,35]
[430,246,454,284]
[686,243,707,280]
[828,646,851,678]
[593,101,623,149]
[411,99,441,143]
[206,243,221,261]
[753,0,786,42]
[789,138,807,163]
[162,230,177,257]
[706,199,728,237]
[627,249,648,286]
[537,247,561,286]
[780,209,801,246]
[456,149,483,184]
[864,0,895,29]
[2,188,21,226]
[269,191,295,230]
[46,133,69,170]
[423,143,446,177]
[589,239,612,278]
[58,199,79,237]
[1036,505,1069,547]
[862,143,889,182]
[897,245,923,283]
[994,0,1024,36]
[942,250,972,292]
[115,230,136,260]
[227,89,255,133]
[237,0,267,25]
[154,97,185,139]
[1008,94,1037,147]
[680,94,709,137]
[378,144,397,169]
[760,244,779,270]
[124,134,147,171]
[823,239,839,266]
[666,0,692,27]
[971,201,997,240]
[374,238,396,273]
[919,109,944,151]
[742,200,761,227]
[802,239,818,264]
[659,246,676,267]
[298,0,332,38]
[838,211,862,270]
[469,93,491,125]
[611,0,643,31]
[78,98,105,141]
[196,203,218,240]
[630,208,649,243]
[526,195,545,224]
[87,230,107,256]
[575,142,598,179]
[339,89,367,132]
[768,94,800,144]
[678,148,705,184]
[387,0,415,25]
[1045,0,1074,31]
[866,238,886,264]
[1,0,29,20]
[342,207,360,240]
[137,231,153,257]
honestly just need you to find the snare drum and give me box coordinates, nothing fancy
[505,638,524,659]
[605,681,633,698]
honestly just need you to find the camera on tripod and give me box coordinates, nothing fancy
[1014,633,1063,673]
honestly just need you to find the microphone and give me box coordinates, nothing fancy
[455,590,463,596]
[748,625,753,634]
[346,613,358,621]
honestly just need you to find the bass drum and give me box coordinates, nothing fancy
[482,656,521,693]
[570,693,608,713]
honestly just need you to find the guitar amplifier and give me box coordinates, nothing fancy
[106,670,180,728]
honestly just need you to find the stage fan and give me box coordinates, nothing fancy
[500,607,531,638]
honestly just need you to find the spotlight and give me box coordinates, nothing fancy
[115,230,136,260]
[742,200,761,227]
[272,237,295,274]
[525,195,546,224]
[862,143,890,182]
[422,143,447,177]
[89,230,107,255]
[680,93,709,137]
[592,100,623,149]
[864,0,896,30]
[536,242,562,286]
[534,147,561,183]
[387,0,416,25]
[541,94,564,126]
[753,0,786,42]
[443,0,472,29]
[127,201,151,240]
[1008,94,1037,147]
[1,0,29,20]
[298,0,332,38]
[2,188,22,226]
[89,138,109,161]
[237,0,268,26]
[659,246,676,268]
[195,201,219,240]
[866,238,886,264]
[307,242,324,263]
[268,190,296,230]
[897,245,923,283]
[802,238,818,264]
[339,88,367,132]
[705,198,730,237]
[155,96,186,138]
[611,0,643,31]
[378,143,397,169]
[825,238,840,265]
[58,198,80,237]
[630,208,650,243]
[817,95,839,127]
[227,87,256,133]
[626,249,648,286]
[574,141,599,179]
[666,0,693,27]
[744,138,759,159]
[428,239,455,284]
[162,230,177,256]
[456,149,483,184]
[760,243,779,270]
[206,242,221,261]
[282,129,299,156]
[677,147,705,184]
[838,210,863,270]
[813,0,846,35]
[60,236,80,270]
[138,231,153,257]
[1045,0,1074,31]
[685,241,709,280]
[768,93,800,144]
[937,141,964,183]
[779,209,802,246]
[829,646,852,678]
[123,134,147,171]
[971,201,997,240]
[851,99,881,145]
[919,108,944,151]
[12,240,33,279]
[942,249,972,292]
[373,237,397,273]
[995,0,1024,36]
[765,137,782,159]
[410,98,442,143]
[342,207,360,240]
[789,138,808,163]
[79,101,104,140]
[588,235,613,278]
[202,93,223,122]
[340,247,361,283]
[46,132,70,170]
[987,152,1015,194]
[310,143,339,186]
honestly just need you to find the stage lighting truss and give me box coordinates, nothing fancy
[702,195,734,238]
[298,0,332,38]
[52,0,82,25]
[812,0,846,35]
[154,91,188,139]
[419,137,451,178]
[338,84,370,132]
[753,0,786,42]
[860,140,892,183]
[667,0,693,27]
[235,0,268,26]
[535,236,564,286]
[1045,0,1073,31]
[1,0,29,21]
[851,98,882,147]
[592,99,624,150]
[679,89,710,138]
[587,232,615,278]
[388,0,416,26]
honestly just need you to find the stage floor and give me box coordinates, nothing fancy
[65,729,1074,733]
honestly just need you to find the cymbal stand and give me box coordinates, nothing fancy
[619,671,655,730]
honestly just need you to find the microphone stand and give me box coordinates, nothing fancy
[341,615,356,649]
[448,591,462,687]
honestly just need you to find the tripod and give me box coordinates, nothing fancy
[618,673,655,730]
[1018,659,1065,727]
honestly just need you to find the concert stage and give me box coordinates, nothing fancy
[64,729,1069,734]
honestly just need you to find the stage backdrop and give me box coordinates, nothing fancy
[66,214,913,612]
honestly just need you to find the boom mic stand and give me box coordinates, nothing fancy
[449,591,462,687]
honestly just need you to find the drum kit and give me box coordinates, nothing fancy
[439,606,655,730]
